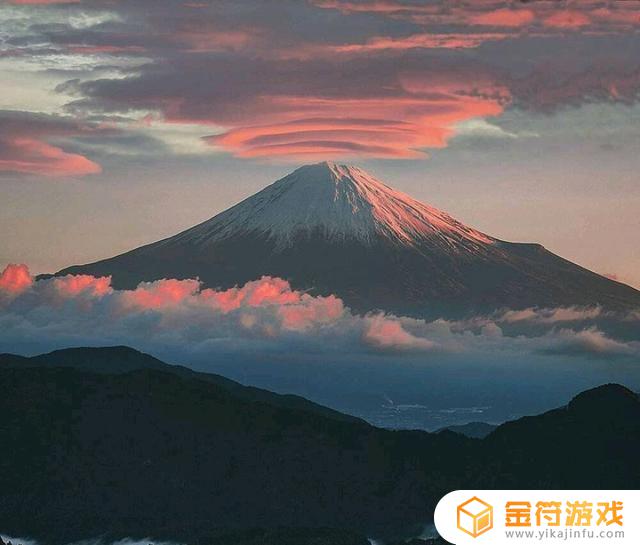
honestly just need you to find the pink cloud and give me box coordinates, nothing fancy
[1,268,638,359]
[511,62,640,111]
[205,75,509,160]
[277,295,344,330]
[110,275,345,332]
[50,274,112,298]
[543,10,591,29]
[363,315,435,352]
[311,0,438,17]
[243,277,301,307]
[118,279,201,310]
[0,270,437,351]
[312,0,640,32]
[323,32,511,52]
[201,277,345,330]
[200,277,302,312]
[0,264,33,295]
[7,0,80,3]
[0,112,105,177]
[591,7,640,27]
[469,9,535,28]
[552,327,634,356]
[0,137,101,177]
[43,0,640,163]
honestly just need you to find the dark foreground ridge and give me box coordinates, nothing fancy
[0,347,638,545]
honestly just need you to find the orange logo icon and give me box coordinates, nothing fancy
[457,496,494,538]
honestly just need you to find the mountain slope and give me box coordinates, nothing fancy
[477,383,640,489]
[0,347,638,544]
[0,352,472,544]
[52,162,640,316]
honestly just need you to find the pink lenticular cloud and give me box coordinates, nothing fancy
[591,7,640,27]
[311,0,438,17]
[0,264,33,295]
[469,9,536,28]
[206,76,509,160]
[312,0,640,32]
[0,112,105,177]
[0,137,101,177]
[12,0,637,166]
[324,33,511,52]
[543,10,592,29]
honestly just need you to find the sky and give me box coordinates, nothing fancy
[0,0,639,288]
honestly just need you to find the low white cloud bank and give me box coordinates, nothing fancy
[0,536,184,545]
[70,539,185,545]
[0,264,639,361]
[0,535,39,545]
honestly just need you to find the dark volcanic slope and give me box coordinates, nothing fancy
[51,162,640,317]
[0,347,638,544]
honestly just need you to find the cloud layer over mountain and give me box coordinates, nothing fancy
[1,264,638,363]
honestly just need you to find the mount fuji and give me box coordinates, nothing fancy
[54,162,640,316]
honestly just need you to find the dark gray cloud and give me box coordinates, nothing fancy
[3,0,640,167]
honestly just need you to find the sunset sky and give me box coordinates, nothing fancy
[1,0,639,288]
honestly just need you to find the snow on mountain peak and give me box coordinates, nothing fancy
[174,161,494,249]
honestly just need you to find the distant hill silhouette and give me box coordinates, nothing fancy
[0,347,637,544]
[437,421,497,439]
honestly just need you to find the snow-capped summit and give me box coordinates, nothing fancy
[54,163,640,316]
[169,161,493,251]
